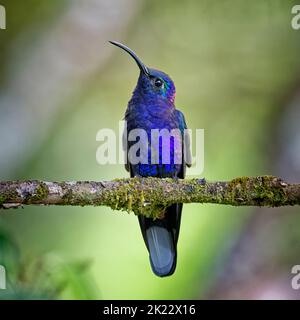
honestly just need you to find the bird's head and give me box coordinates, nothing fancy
[109,41,176,104]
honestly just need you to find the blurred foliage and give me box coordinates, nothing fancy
[0,0,65,85]
[0,229,98,299]
[0,0,300,299]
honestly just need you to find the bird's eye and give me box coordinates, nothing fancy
[154,78,163,88]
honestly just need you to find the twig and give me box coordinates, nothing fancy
[0,176,299,218]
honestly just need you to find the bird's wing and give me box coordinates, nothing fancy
[122,115,130,172]
[175,109,192,179]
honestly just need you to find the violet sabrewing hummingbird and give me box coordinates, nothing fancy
[109,41,191,277]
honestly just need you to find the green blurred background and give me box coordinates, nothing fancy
[1,0,300,299]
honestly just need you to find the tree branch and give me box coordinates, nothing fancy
[0,176,299,218]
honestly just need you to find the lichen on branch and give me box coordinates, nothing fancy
[0,176,299,219]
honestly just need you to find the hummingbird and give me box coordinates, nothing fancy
[109,41,191,277]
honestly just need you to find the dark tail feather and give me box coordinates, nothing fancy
[138,204,182,277]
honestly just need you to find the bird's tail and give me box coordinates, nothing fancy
[138,203,182,277]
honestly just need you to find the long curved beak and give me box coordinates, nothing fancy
[109,41,150,76]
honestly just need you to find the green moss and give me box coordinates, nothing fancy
[228,176,251,190]
[227,175,286,206]
[98,177,170,219]
[0,195,5,205]
[29,182,49,203]
[61,188,73,204]
[0,186,19,207]
[127,195,132,211]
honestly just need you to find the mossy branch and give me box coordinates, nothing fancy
[0,176,299,219]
